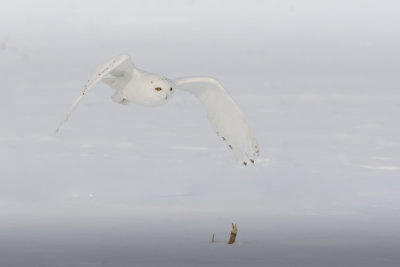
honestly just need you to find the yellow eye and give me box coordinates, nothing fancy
[155,87,162,91]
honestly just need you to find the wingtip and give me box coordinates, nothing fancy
[55,119,66,134]
[115,54,131,62]
[55,125,61,134]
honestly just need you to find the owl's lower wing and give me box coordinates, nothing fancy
[56,54,134,132]
[174,77,259,165]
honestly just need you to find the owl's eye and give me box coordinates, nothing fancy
[170,88,173,91]
[155,87,162,91]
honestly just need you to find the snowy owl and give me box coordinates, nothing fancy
[57,55,259,165]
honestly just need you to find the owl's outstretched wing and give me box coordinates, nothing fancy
[174,77,259,165]
[56,54,134,132]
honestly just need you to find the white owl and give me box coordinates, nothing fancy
[57,55,259,165]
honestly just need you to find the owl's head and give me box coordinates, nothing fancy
[139,76,175,106]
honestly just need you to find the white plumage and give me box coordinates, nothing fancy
[57,55,259,165]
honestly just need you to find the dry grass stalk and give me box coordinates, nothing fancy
[228,223,238,244]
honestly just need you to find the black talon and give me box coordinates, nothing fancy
[229,145,233,150]
[222,137,226,141]
[250,159,254,164]
[243,161,247,166]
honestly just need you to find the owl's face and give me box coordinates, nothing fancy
[151,78,175,101]
[138,77,175,106]
[126,75,175,106]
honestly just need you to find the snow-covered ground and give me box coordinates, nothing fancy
[1,1,400,266]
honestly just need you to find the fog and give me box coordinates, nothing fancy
[1,0,400,266]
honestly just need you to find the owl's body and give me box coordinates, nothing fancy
[92,56,174,106]
[57,55,259,165]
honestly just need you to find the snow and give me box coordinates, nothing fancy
[1,0,400,266]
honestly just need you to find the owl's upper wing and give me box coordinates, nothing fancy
[174,77,259,165]
[56,54,134,132]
